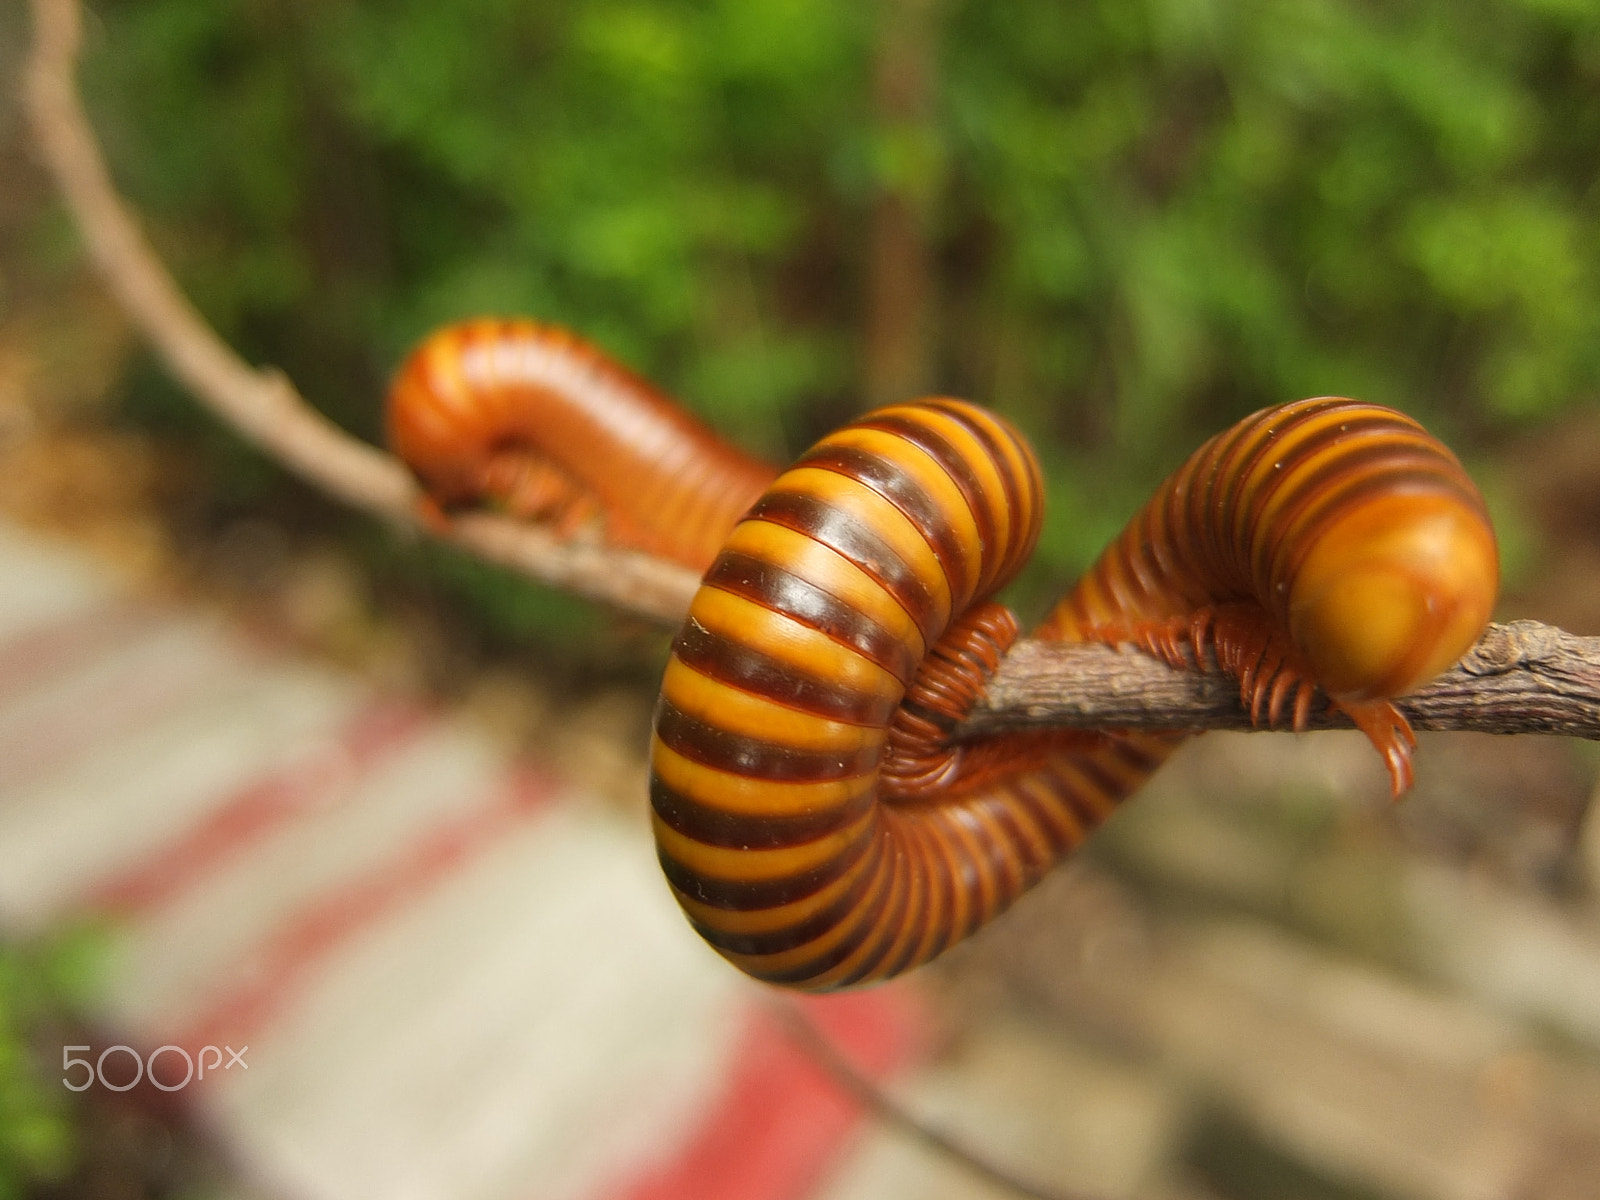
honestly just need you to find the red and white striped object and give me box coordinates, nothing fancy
[0,521,930,1200]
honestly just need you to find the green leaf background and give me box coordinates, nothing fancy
[72,0,1600,633]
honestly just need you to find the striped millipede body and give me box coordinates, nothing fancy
[386,318,779,570]
[1040,396,1499,792]
[386,330,1497,990]
[650,397,1496,989]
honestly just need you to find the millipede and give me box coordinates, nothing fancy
[386,317,778,570]
[388,329,1498,991]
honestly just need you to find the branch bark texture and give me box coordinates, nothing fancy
[964,622,1600,742]
[24,0,1600,752]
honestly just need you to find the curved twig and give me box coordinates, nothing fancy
[22,0,699,625]
[24,0,1600,755]
[769,999,1100,1200]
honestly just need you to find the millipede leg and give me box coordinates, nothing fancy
[881,603,1107,802]
[880,603,1019,799]
[1337,698,1417,797]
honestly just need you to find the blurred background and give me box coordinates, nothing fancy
[3,1,1600,1198]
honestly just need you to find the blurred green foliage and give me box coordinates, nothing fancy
[75,0,1600,632]
[0,941,85,1197]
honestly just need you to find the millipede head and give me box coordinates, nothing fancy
[1287,488,1499,701]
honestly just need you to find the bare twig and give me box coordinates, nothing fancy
[769,999,1098,1200]
[963,620,1600,742]
[24,0,1600,757]
[22,0,700,625]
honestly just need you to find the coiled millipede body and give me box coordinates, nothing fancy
[1038,396,1499,793]
[386,328,1497,990]
[650,396,1497,990]
[387,318,778,570]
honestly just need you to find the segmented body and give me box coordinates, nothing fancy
[650,397,1495,989]
[386,325,1497,991]
[386,318,779,570]
[1039,396,1498,792]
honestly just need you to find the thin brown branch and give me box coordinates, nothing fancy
[963,621,1600,742]
[25,0,1600,755]
[768,999,1098,1200]
[22,0,701,625]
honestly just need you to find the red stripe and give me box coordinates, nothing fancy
[161,766,559,1054]
[606,988,929,1200]
[0,602,158,708]
[83,701,430,918]
[0,622,251,796]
